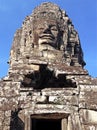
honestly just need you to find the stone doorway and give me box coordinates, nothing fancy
[31,118,61,130]
[31,113,68,130]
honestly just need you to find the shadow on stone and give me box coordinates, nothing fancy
[21,64,76,90]
[10,110,24,130]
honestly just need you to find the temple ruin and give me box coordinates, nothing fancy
[0,2,97,130]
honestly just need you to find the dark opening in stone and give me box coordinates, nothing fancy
[31,118,61,130]
[21,64,77,89]
[31,113,68,130]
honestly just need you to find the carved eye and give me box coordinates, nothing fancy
[38,27,44,30]
[51,26,58,31]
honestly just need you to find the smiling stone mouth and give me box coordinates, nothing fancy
[41,37,53,40]
[39,34,55,40]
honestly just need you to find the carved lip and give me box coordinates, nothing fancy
[39,34,55,40]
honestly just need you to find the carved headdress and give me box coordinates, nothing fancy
[32,2,65,31]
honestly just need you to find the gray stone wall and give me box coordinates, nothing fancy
[0,2,97,130]
[1,80,97,130]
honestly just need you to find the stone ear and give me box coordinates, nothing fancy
[58,31,66,51]
[59,36,64,51]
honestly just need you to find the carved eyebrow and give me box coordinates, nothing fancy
[49,24,58,28]
[51,25,57,28]
[36,25,45,29]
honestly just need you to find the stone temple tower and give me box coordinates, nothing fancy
[0,2,97,130]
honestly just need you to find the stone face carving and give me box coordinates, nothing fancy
[0,2,97,130]
[32,3,64,51]
[33,20,60,50]
[9,2,85,68]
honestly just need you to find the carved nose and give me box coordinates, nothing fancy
[43,26,51,33]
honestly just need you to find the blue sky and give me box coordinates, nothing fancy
[0,0,97,78]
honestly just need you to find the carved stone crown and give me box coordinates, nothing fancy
[32,2,64,31]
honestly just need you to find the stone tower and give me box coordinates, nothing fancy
[0,2,97,130]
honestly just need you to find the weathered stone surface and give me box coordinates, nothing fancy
[80,109,97,124]
[41,88,79,96]
[82,125,97,130]
[28,104,78,115]
[79,85,97,109]
[0,82,20,97]
[0,2,97,130]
